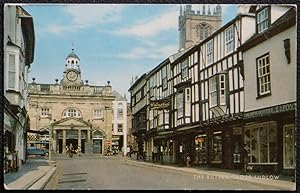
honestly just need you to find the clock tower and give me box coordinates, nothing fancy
[61,49,84,86]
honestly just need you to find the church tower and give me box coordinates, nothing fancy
[178,4,222,50]
[61,48,84,87]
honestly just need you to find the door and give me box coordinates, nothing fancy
[93,139,102,154]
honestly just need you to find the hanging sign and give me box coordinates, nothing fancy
[149,99,170,110]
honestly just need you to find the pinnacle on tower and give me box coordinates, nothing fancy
[202,5,206,15]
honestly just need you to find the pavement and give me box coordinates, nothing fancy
[4,156,56,190]
[124,155,296,191]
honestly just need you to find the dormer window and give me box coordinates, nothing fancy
[257,7,270,33]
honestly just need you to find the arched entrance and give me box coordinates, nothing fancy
[92,130,104,154]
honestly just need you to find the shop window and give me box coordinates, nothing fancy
[283,125,295,169]
[244,122,277,163]
[195,134,207,164]
[257,53,271,97]
[210,132,222,163]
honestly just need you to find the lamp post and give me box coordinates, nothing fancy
[47,114,53,166]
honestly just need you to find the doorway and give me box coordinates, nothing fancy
[93,139,103,154]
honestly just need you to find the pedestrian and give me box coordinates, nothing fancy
[186,153,191,167]
[241,144,249,175]
[126,146,130,157]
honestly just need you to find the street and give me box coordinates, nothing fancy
[45,155,283,190]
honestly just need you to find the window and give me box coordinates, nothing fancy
[176,92,184,118]
[257,54,271,96]
[63,108,81,117]
[117,108,123,119]
[94,109,103,118]
[194,51,198,64]
[185,88,191,102]
[8,54,16,89]
[158,111,164,126]
[149,76,155,97]
[283,125,295,169]
[117,124,123,132]
[161,66,167,90]
[257,7,269,33]
[136,91,141,102]
[244,122,277,163]
[225,26,234,54]
[209,76,217,107]
[181,59,188,79]
[206,40,213,65]
[41,107,50,117]
[219,74,226,105]
[197,24,213,41]
[210,132,222,163]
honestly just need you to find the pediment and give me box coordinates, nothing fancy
[52,117,91,127]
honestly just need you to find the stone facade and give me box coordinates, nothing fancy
[28,49,115,155]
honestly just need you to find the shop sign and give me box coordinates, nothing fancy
[244,102,296,119]
[149,99,170,110]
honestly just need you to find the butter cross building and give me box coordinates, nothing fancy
[28,49,115,154]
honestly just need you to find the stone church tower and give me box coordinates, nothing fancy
[179,4,222,50]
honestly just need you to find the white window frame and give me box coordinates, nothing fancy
[41,107,50,117]
[63,108,81,118]
[257,7,269,33]
[209,76,217,107]
[257,54,271,96]
[206,40,213,65]
[161,66,167,90]
[225,26,234,54]
[8,54,16,89]
[177,92,184,118]
[94,109,103,119]
[219,74,226,105]
[117,108,124,120]
[181,59,188,79]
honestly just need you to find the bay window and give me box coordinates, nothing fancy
[176,92,184,118]
[8,54,16,89]
[209,73,227,108]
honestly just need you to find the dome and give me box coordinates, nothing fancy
[66,49,80,60]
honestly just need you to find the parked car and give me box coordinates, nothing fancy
[27,147,47,156]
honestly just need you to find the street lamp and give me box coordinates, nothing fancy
[47,114,53,166]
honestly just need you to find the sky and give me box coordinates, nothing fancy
[22,4,237,100]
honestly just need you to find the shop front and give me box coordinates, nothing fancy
[243,102,296,175]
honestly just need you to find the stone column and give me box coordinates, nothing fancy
[87,129,91,143]
[78,129,81,148]
[62,130,66,153]
[53,130,57,152]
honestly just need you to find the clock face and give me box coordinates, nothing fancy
[67,70,78,82]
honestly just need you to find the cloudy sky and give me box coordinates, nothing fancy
[23,4,237,99]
